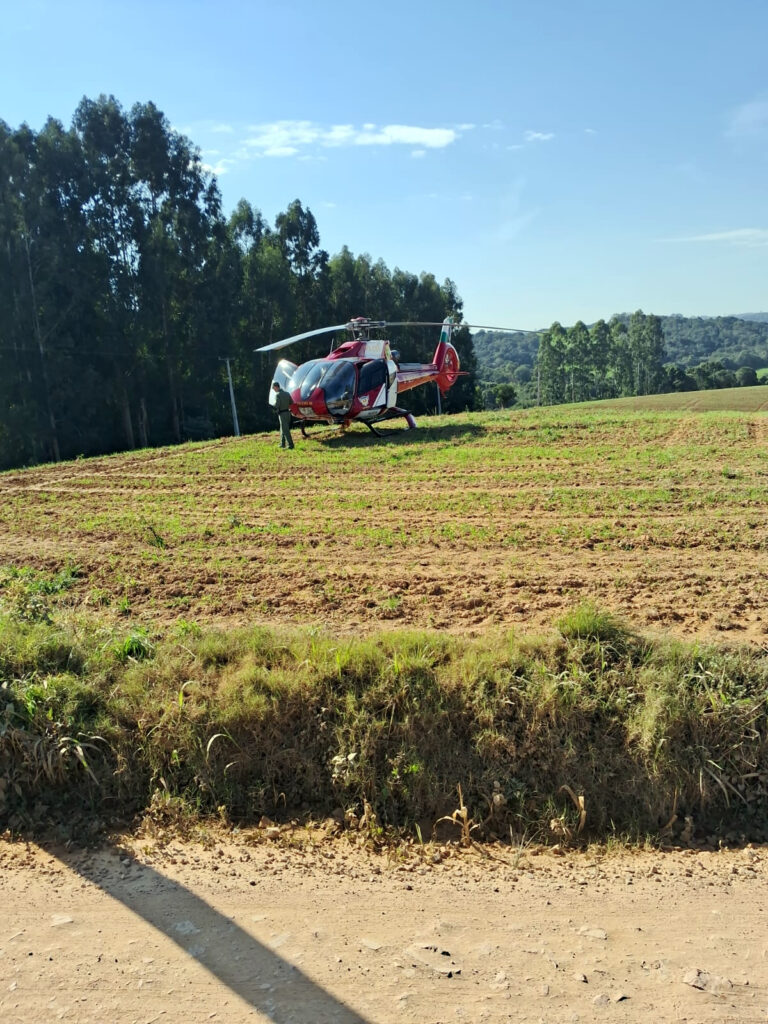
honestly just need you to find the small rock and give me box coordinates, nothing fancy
[579,926,607,940]
[682,968,732,993]
[592,993,610,1006]
[573,972,588,983]
[612,991,629,1002]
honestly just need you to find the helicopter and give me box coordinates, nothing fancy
[255,316,519,437]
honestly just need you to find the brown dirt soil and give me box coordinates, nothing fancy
[1,412,768,644]
[1,834,767,1023]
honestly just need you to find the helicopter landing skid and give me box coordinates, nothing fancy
[366,409,417,437]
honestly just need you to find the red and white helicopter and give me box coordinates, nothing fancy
[256,316,470,437]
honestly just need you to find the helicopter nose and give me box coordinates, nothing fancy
[299,387,328,418]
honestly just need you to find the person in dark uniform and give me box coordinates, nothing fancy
[272,381,294,449]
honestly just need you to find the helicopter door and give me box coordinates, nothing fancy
[386,358,398,408]
[268,358,297,406]
[357,359,389,416]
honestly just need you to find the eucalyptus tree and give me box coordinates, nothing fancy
[0,120,38,466]
[609,316,633,395]
[0,117,92,464]
[73,95,145,447]
[226,204,296,430]
[536,322,568,404]
[627,310,666,395]
[129,101,222,443]
[275,199,328,331]
[589,319,612,398]
[643,313,666,393]
[564,320,591,402]
[327,245,365,321]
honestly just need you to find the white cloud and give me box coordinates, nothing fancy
[524,130,555,143]
[264,146,299,157]
[727,98,768,138]
[240,120,462,157]
[411,149,427,159]
[584,127,597,135]
[669,228,768,247]
[353,124,458,148]
[242,121,318,156]
[200,159,236,176]
[211,123,234,134]
[324,124,356,146]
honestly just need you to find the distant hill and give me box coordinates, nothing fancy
[652,314,768,367]
[474,312,768,382]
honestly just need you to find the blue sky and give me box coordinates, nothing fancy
[3,0,768,329]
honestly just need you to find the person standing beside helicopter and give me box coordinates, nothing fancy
[271,381,295,449]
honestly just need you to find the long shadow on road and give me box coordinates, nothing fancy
[40,839,370,1024]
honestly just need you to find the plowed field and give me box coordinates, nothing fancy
[2,405,768,644]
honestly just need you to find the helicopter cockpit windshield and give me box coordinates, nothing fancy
[288,359,356,415]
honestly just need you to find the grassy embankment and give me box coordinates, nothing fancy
[1,567,767,846]
[2,396,768,844]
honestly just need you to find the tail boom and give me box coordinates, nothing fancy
[394,319,462,395]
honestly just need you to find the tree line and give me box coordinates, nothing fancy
[475,312,768,409]
[0,95,475,471]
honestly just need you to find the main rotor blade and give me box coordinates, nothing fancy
[385,321,539,333]
[463,323,540,333]
[254,323,348,352]
[382,321,451,328]
[254,319,540,353]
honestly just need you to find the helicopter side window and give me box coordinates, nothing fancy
[323,361,356,410]
[358,359,387,396]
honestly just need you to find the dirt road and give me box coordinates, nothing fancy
[1,835,766,1023]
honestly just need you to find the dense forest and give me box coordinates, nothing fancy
[0,96,475,470]
[475,313,768,408]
